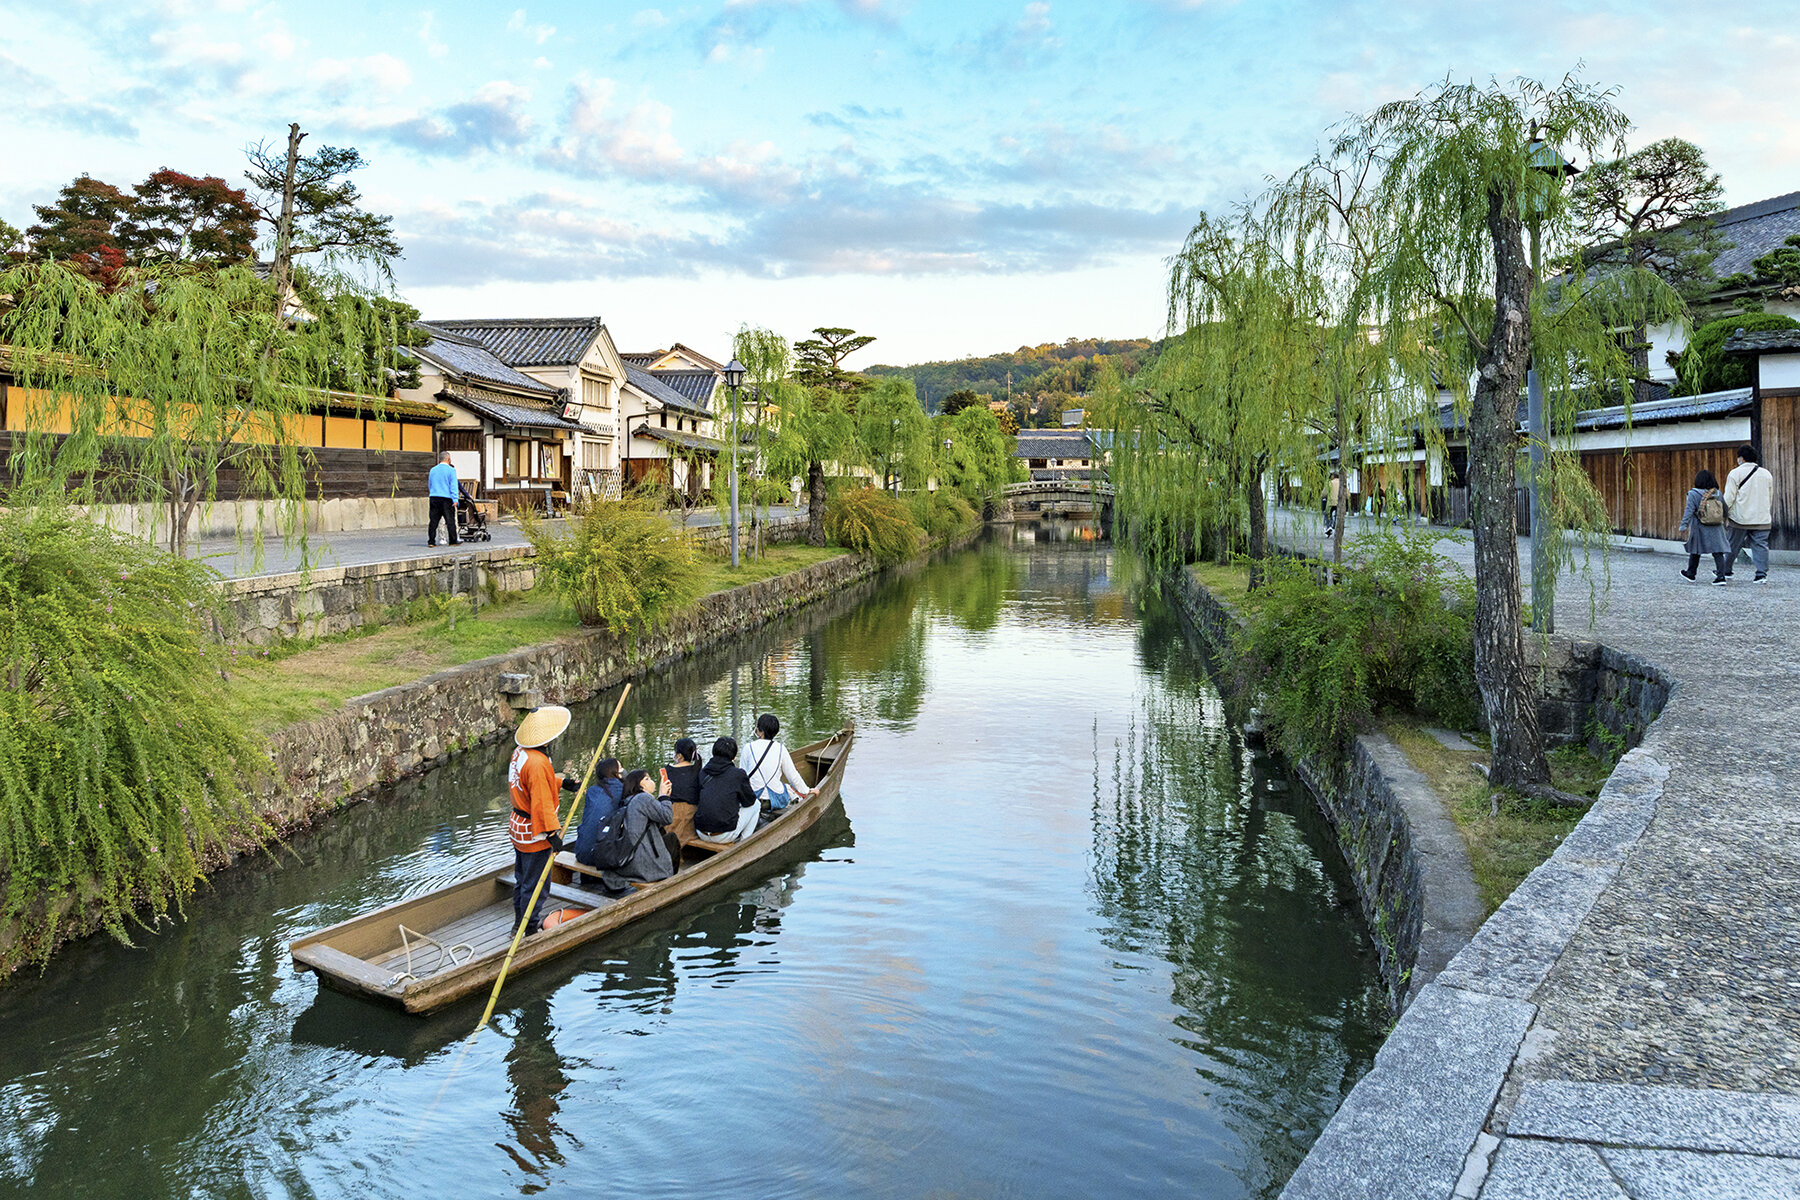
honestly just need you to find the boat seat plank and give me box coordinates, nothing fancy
[372,904,520,972]
[497,874,606,911]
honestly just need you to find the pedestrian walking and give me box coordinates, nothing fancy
[1722,444,1772,583]
[427,450,461,548]
[1323,472,1341,534]
[1676,468,1731,584]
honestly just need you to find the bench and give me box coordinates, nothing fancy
[553,852,662,892]
[498,872,605,910]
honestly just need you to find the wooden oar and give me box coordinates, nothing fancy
[473,682,632,1034]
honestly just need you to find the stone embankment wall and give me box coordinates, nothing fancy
[218,518,814,645]
[261,549,877,829]
[219,544,538,645]
[1170,568,1671,1013]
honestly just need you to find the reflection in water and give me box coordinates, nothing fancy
[0,530,1381,1200]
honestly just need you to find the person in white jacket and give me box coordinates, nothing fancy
[740,713,817,812]
[1722,444,1774,584]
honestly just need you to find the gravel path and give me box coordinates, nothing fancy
[1275,510,1800,1200]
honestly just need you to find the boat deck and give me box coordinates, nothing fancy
[371,881,611,976]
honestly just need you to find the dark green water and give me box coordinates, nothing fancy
[0,525,1385,1199]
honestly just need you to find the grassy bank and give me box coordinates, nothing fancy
[224,542,846,732]
[1381,720,1612,915]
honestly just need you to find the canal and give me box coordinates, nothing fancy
[0,525,1386,1199]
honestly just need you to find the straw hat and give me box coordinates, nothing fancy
[514,705,571,748]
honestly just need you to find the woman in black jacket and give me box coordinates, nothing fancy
[694,737,759,844]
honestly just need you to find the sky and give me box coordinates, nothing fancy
[3,1,1799,365]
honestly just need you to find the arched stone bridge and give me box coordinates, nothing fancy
[1003,477,1114,518]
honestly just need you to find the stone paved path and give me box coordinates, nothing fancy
[194,505,807,579]
[1274,510,1800,1200]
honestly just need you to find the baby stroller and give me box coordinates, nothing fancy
[456,485,493,542]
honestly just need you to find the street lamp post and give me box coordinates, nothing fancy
[723,358,746,568]
[1524,140,1579,635]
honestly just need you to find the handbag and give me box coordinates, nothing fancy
[748,740,792,812]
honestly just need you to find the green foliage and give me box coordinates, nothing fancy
[865,336,1157,413]
[792,326,875,396]
[856,376,936,492]
[522,493,703,633]
[1235,532,1480,760]
[1571,137,1725,299]
[938,403,1019,507]
[910,489,979,540]
[242,139,402,275]
[0,259,409,557]
[1675,312,1800,395]
[940,388,982,415]
[826,487,922,564]
[0,505,267,964]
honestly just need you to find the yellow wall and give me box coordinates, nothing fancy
[5,387,437,453]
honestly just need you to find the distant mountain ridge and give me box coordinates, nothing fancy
[865,336,1159,411]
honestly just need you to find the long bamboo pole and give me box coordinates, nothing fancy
[473,682,632,1034]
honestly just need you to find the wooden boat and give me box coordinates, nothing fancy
[290,724,855,1015]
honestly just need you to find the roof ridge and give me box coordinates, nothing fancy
[1713,191,1800,228]
[430,316,603,327]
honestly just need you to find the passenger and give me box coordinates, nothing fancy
[663,738,703,845]
[508,706,579,936]
[694,736,759,844]
[1677,468,1730,584]
[596,768,675,893]
[573,758,625,865]
[740,713,818,813]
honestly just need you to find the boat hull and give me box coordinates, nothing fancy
[289,725,855,1015]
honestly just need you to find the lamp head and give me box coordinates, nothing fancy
[723,359,747,390]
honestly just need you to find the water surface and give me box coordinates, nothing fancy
[0,526,1385,1199]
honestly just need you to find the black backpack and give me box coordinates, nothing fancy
[588,798,649,870]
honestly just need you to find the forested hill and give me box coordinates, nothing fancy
[864,337,1158,411]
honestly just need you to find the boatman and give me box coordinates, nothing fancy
[510,705,579,936]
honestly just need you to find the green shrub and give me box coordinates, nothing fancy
[523,494,702,632]
[825,487,922,565]
[1236,531,1479,760]
[1674,311,1800,395]
[0,505,267,964]
[910,489,979,540]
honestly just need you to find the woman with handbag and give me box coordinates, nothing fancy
[740,713,817,814]
[1677,468,1731,584]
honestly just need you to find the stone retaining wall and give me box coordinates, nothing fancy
[218,543,537,645]
[261,549,881,827]
[1171,568,1480,1011]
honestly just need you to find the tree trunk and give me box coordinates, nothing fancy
[1471,187,1551,790]
[807,460,826,546]
[1332,386,1348,577]
[269,123,304,315]
[1246,459,1268,589]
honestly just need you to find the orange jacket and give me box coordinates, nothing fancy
[508,746,562,853]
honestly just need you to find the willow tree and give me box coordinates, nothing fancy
[729,325,794,559]
[1343,74,1684,792]
[1103,208,1323,586]
[1,260,406,557]
[856,377,935,495]
[936,402,1019,514]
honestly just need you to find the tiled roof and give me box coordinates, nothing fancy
[650,367,718,407]
[411,330,560,397]
[633,424,734,454]
[1707,192,1800,281]
[624,364,712,419]
[1015,429,1099,459]
[620,351,664,367]
[666,343,726,371]
[423,317,603,367]
[439,384,586,433]
[1723,329,1800,356]
[1573,388,1752,432]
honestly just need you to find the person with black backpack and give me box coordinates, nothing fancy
[1677,468,1731,584]
[582,768,674,894]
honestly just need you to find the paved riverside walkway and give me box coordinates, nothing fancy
[192,505,806,580]
[1273,511,1800,1200]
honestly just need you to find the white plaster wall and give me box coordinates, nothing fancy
[1572,417,1750,453]
[1760,353,1800,390]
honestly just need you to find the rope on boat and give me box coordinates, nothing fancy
[390,924,474,984]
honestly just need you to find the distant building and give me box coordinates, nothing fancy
[1061,408,1085,427]
[1015,429,1101,481]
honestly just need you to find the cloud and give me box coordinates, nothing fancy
[0,52,145,139]
[964,1,1061,69]
[507,8,556,44]
[366,81,536,155]
[311,52,414,100]
[397,191,714,284]
[419,11,449,58]
[632,8,669,29]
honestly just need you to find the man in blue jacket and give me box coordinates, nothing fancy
[427,451,460,547]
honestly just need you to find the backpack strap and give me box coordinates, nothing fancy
[750,739,776,785]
